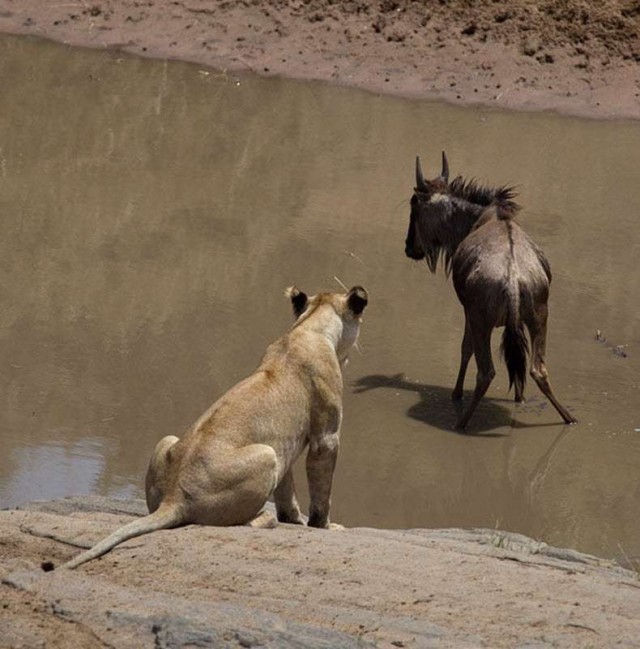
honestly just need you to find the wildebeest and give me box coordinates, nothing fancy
[404,152,576,429]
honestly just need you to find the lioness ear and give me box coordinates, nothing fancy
[285,286,308,317]
[347,286,368,316]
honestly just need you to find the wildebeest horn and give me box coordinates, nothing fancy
[441,151,449,183]
[415,156,427,191]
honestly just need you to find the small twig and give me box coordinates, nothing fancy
[489,554,584,574]
[20,525,146,552]
[616,541,640,576]
[565,623,599,634]
[20,525,92,549]
[617,541,633,567]
[233,56,255,73]
[343,250,365,265]
[333,275,348,291]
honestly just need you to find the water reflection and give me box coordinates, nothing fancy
[0,34,639,563]
[2,437,136,507]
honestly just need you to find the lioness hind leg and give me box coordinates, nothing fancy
[193,443,279,526]
[145,435,180,513]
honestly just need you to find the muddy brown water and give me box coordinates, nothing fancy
[1,35,639,565]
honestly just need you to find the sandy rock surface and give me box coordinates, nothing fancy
[0,0,639,119]
[2,497,639,648]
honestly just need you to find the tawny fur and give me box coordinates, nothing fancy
[60,286,368,569]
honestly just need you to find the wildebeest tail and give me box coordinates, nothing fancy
[57,502,183,570]
[501,281,528,396]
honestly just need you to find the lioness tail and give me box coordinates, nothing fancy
[59,503,182,570]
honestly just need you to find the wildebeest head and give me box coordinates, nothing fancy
[404,152,453,272]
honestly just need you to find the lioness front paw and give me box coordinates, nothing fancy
[277,511,306,526]
[328,522,345,531]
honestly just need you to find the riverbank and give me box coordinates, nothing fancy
[0,0,638,120]
[2,496,639,648]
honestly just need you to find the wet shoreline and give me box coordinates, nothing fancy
[0,0,639,120]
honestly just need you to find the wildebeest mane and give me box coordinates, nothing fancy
[448,176,521,215]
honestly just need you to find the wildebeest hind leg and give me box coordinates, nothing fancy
[529,319,577,424]
[456,328,495,429]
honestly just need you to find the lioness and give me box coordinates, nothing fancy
[60,285,368,569]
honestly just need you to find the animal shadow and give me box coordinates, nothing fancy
[353,373,520,436]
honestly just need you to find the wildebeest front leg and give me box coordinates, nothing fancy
[452,315,473,401]
[306,432,339,529]
[273,469,305,524]
[456,327,495,429]
[528,313,577,424]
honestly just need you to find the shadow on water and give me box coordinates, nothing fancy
[353,373,512,435]
[353,373,576,436]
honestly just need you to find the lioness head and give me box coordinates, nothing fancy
[285,286,368,362]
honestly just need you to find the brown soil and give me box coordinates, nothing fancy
[0,0,639,119]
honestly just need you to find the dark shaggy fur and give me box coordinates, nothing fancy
[447,176,521,215]
[405,153,577,429]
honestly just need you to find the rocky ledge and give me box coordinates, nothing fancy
[1,496,639,648]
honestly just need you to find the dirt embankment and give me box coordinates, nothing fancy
[0,0,639,119]
[1,497,640,648]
